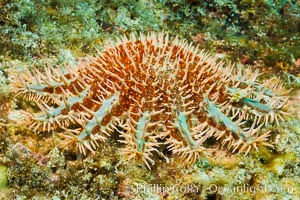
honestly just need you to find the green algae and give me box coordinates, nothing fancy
[1,0,298,74]
[0,165,8,189]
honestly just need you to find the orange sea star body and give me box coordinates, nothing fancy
[11,33,291,168]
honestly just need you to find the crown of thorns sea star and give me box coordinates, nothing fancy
[10,32,292,169]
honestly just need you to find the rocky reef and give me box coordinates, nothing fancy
[0,0,299,199]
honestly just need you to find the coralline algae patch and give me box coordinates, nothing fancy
[9,32,293,169]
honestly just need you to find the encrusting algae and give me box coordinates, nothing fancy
[9,32,294,169]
